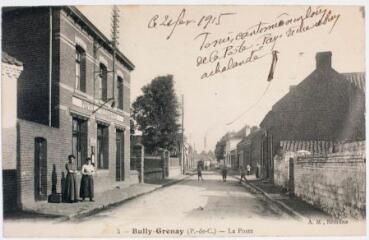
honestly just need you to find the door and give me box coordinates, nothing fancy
[289,158,295,193]
[116,129,125,181]
[34,137,47,201]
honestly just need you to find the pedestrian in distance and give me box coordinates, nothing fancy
[239,166,247,183]
[80,157,95,202]
[197,162,204,181]
[64,154,78,203]
[221,165,227,182]
[246,164,251,175]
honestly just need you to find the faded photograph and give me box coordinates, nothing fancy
[1,4,366,237]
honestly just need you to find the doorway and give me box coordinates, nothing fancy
[116,129,125,181]
[34,137,47,201]
[289,158,295,193]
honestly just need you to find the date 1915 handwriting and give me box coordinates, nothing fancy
[148,8,236,40]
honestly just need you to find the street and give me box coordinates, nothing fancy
[4,171,297,237]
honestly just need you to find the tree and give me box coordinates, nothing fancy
[215,139,226,162]
[132,75,180,154]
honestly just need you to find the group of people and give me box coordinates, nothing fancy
[63,154,95,203]
[220,164,251,183]
[197,160,252,183]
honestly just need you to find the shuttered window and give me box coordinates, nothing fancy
[117,76,124,110]
[75,46,86,92]
[99,64,108,101]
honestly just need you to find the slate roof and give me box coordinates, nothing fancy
[2,52,23,66]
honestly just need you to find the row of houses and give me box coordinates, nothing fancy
[225,51,365,179]
[2,7,137,212]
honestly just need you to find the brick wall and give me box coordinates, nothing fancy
[16,118,137,209]
[17,119,67,209]
[294,141,366,219]
[273,151,295,189]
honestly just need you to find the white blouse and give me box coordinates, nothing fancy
[81,164,95,176]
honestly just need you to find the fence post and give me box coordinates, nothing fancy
[162,150,169,179]
[136,143,144,184]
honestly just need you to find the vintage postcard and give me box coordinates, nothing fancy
[1,2,367,238]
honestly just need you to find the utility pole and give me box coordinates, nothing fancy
[111,5,119,104]
[181,94,185,174]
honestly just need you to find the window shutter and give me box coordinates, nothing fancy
[80,52,86,92]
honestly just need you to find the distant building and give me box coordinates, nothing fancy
[236,128,263,176]
[260,51,365,179]
[224,127,250,169]
[2,7,135,210]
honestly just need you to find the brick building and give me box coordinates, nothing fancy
[260,51,365,180]
[2,53,23,212]
[2,7,136,210]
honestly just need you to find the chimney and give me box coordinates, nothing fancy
[315,51,332,70]
[244,126,250,137]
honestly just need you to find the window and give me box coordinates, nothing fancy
[75,46,86,92]
[72,118,88,169]
[97,124,109,169]
[99,64,108,101]
[117,76,124,110]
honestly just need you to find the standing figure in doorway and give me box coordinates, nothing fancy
[80,157,95,202]
[64,154,78,203]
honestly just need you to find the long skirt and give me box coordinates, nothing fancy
[63,173,77,203]
[80,175,94,199]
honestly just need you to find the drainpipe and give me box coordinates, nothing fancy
[48,7,53,127]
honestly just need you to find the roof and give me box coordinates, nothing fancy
[259,110,273,128]
[65,7,135,71]
[2,52,23,66]
[341,72,365,91]
[238,128,263,146]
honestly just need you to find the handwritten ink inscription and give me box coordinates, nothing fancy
[148,8,236,40]
[147,6,341,79]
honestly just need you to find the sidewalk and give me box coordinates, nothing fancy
[14,174,190,221]
[233,174,328,221]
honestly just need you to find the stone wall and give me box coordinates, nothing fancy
[294,141,365,219]
[273,151,295,189]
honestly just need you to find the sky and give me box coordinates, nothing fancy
[77,5,365,152]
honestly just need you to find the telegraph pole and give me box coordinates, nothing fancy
[181,94,185,174]
[111,5,120,103]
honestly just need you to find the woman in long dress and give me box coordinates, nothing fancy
[64,154,78,203]
[80,157,95,201]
